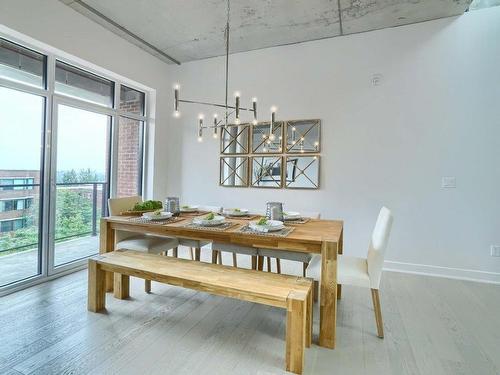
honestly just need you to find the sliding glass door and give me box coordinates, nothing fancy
[50,101,111,271]
[0,35,149,294]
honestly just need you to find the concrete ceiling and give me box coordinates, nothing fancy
[60,0,472,64]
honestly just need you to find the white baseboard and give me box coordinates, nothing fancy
[384,260,500,285]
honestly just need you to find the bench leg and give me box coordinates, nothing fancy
[217,250,223,265]
[145,279,151,293]
[172,247,178,258]
[276,258,281,274]
[232,253,237,267]
[306,289,313,348]
[113,273,130,300]
[88,259,106,312]
[251,255,257,270]
[286,297,306,374]
[195,247,201,261]
[211,250,218,264]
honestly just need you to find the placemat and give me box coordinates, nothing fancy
[236,225,295,237]
[284,217,310,225]
[127,216,184,225]
[182,221,238,231]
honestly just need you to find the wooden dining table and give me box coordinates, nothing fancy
[99,214,343,349]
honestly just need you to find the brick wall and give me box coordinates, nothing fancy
[116,99,142,198]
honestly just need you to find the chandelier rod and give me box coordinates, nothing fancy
[224,0,230,127]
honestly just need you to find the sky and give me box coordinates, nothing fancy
[0,86,109,173]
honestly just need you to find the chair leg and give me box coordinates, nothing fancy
[266,257,272,272]
[195,247,201,261]
[337,284,342,300]
[276,258,281,274]
[145,279,151,294]
[257,256,264,271]
[302,262,308,277]
[313,280,319,303]
[87,259,105,312]
[189,247,194,260]
[371,289,384,338]
[172,247,178,258]
[251,255,257,270]
[232,253,237,267]
[211,250,218,264]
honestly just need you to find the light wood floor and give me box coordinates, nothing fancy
[1,248,499,375]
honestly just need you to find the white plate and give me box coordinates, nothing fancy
[223,208,249,217]
[142,211,173,221]
[283,211,302,221]
[180,205,199,212]
[249,219,284,232]
[193,215,225,226]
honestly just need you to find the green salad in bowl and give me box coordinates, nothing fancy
[130,200,162,211]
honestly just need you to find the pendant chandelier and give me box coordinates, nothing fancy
[172,0,278,141]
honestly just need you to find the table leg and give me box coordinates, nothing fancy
[319,239,338,349]
[99,219,115,293]
[113,273,130,299]
[195,247,201,261]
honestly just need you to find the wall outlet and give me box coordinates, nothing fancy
[441,176,456,188]
[491,246,500,257]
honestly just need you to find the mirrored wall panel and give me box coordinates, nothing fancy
[220,124,250,154]
[220,156,249,187]
[286,119,321,153]
[251,121,283,153]
[251,156,282,188]
[285,156,320,189]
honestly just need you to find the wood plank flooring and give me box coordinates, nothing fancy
[1,247,499,375]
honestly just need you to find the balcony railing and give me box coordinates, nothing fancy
[0,181,108,254]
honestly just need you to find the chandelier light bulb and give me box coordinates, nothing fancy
[197,136,203,142]
[173,110,180,118]
[263,147,267,152]
[234,91,240,98]
[198,114,204,120]
[252,119,258,125]
[270,106,277,113]
[269,134,276,141]
[252,97,257,103]
[234,118,241,125]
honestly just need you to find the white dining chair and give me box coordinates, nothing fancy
[177,205,222,261]
[307,206,393,338]
[108,196,179,293]
[258,212,321,275]
[211,208,263,268]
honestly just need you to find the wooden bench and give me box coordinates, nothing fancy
[87,250,313,374]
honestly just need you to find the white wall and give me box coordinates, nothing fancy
[0,0,181,198]
[171,7,500,282]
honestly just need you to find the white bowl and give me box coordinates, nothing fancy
[223,208,249,217]
[193,215,225,226]
[180,205,199,212]
[142,211,173,221]
[249,219,284,232]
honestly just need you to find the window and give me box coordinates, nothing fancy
[0,218,27,233]
[0,34,149,290]
[0,178,35,190]
[0,38,46,88]
[120,85,145,115]
[55,60,114,107]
